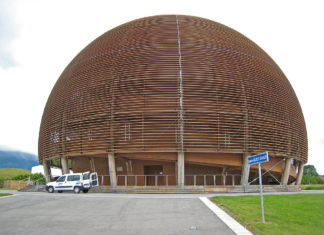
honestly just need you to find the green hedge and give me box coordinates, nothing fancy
[12,173,46,185]
[0,177,4,188]
[301,185,324,190]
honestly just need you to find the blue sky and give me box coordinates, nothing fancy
[0,0,323,174]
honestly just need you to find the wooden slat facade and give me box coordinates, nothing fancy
[38,15,307,164]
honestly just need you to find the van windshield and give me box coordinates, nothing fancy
[56,176,66,182]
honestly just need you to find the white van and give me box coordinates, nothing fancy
[46,172,98,193]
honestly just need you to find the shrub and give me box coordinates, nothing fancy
[302,165,324,185]
[302,185,324,190]
[12,174,31,181]
[12,173,46,185]
[302,174,324,185]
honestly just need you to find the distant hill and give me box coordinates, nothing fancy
[0,150,39,170]
[0,168,30,179]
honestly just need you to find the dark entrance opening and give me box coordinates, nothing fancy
[144,165,163,186]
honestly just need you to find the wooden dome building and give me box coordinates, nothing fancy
[39,15,307,187]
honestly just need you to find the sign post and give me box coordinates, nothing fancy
[258,162,265,223]
[248,152,269,223]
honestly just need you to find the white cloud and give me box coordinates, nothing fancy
[0,0,19,68]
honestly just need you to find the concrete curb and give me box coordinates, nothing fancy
[0,194,19,199]
[199,197,252,235]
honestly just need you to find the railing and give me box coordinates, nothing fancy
[98,174,241,187]
[98,175,110,186]
[185,174,241,186]
[117,175,176,187]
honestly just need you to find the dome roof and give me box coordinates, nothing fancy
[39,15,307,163]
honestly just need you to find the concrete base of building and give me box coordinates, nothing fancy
[18,184,301,193]
[89,185,301,194]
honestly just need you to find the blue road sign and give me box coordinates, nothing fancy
[248,152,269,165]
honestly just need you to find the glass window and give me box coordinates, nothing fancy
[91,174,97,180]
[74,175,80,181]
[56,176,66,182]
[67,175,81,181]
[67,175,73,181]
[83,173,90,180]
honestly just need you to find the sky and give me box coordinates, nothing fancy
[0,0,323,174]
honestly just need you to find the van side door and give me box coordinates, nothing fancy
[66,174,81,189]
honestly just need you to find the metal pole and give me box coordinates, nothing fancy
[259,163,265,223]
[176,15,184,153]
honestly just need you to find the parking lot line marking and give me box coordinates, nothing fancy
[199,197,252,235]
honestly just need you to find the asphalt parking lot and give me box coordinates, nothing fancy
[0,191,235,235]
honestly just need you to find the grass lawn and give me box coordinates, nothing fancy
[212,194,324,235]
[0,193,11,197]
[302,184,324,190]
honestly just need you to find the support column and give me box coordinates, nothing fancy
[43,160,50,183]
[108,153,117,187]
[222,167,227,185]
[240,153,251,185]
[90,157,96,172]
[177,152,184,188]
[281,157,292,185]
[61,156,69,175]
[296,161,305,185]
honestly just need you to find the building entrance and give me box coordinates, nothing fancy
[144,165,163,186]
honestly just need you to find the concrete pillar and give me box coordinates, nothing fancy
[61,156,69,174]
[177,152,185,188]
[108,153,117,187]
[293,158,299,169]
[222,167,227,185]
[296,161,305,185]
[43,160,50,183]
[240,153,251,185]
[90,157,96,172]
[281,157,292,185]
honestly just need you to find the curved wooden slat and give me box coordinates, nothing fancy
[38,15,307,164]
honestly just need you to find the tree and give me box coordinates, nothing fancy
[303,165,318,176]
[302,165,324,184]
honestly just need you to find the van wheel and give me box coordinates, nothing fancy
[58,190,63,193]
[82,189,89,193]
[48,186,54,193]
[73,187,81,193]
